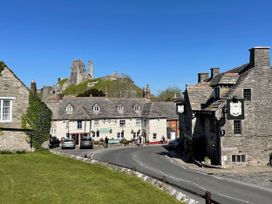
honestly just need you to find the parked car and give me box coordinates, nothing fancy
[80,136,93,149]
[62,138,76,149]
[168,139,180,149]
[48,136,60,148]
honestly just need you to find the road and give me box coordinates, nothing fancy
[92,145,272,204]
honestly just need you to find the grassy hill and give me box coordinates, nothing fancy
[62,77,143,98]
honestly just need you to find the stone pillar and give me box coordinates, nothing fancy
[88,60,94,79]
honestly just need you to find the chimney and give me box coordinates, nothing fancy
[198,73,209,83]
[143,84,151,100]
[249,46,270,67]
[31,80,37,94]
[211,67,220,79]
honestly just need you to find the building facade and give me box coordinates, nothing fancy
[47,97,177,146]
[183,47,272,167]
[0,65,31,151]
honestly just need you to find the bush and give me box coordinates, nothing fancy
[22,92,52,150]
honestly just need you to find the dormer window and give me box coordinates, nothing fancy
[93,104,100,113]
[133,103,141,112]
[117,104,124,113]
[214,87,220,99]
[65,104,73,114]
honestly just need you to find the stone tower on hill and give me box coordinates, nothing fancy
[70,60,87,85]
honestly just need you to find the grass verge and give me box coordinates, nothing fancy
[0,151,181,204]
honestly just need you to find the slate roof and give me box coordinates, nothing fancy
[186,63,254,112]
[186,83,213,111]
[48,97,177,120]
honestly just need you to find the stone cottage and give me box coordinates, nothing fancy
[183,47,272,167]
[0,64,31,151]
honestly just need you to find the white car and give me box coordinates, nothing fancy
[62,138,76,149]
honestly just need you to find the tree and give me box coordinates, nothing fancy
[157,86,183,102]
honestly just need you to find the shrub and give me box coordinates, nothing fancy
[22,92,52,150]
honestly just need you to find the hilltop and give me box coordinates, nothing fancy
[40,60,149,101]
[61,74,143,98]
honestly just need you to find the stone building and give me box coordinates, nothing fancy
[183,47,272,167]
[0,65,32,151]
[41,59,94,100]
[47,97,178,146]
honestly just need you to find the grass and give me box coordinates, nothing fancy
[62,78,143,98]
[0,151,181,204]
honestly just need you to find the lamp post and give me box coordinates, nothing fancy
[176,102,184,150]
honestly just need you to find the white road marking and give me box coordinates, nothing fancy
[216,192,251,203]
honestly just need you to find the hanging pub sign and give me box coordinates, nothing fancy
[227,98,244,120]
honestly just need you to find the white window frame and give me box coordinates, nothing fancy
[119,119,126,127]
[65,104,73,114]
[136,119,141,127]
[93,104,100,113]
[0,97,15,123]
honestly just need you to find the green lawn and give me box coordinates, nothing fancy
[0,151,181,204]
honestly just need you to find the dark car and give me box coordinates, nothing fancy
[48,137,60,148]
[168,138,180,149]
[80,136,93,149]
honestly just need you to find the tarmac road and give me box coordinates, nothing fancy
[92,145,272,204]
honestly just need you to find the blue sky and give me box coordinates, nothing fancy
[1,0,272,94]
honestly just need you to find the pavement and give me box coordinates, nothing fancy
[168,150,272,189]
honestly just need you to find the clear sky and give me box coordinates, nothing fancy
[1,0,272,94]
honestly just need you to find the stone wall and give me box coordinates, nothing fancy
[0,131,31,151]
[220,58,272,167]
[0,67,31,151]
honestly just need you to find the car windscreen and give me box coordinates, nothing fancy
[82,138,92,141]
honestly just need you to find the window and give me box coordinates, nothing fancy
[232,155,246,162]
[93,104,100,113]
[120,119,126,127]
[244,89,251,101]
[93,120,99,126]
[153,133,157,139]
[121,131,124,138]
[96,131,100,137]
[117,132,121,138]
[117,104,124,113]
[65,104,73,114]
[133,104,140,112]
[77,120,82,129]
[0,99,12,122]
[214,87,220,99]
[234,120,242,134]
[136,119,141,127]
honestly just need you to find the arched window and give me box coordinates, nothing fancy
[65,104,73,114]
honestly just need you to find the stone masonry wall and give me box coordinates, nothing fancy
[221,66,272,167]
[0,68,31,151]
